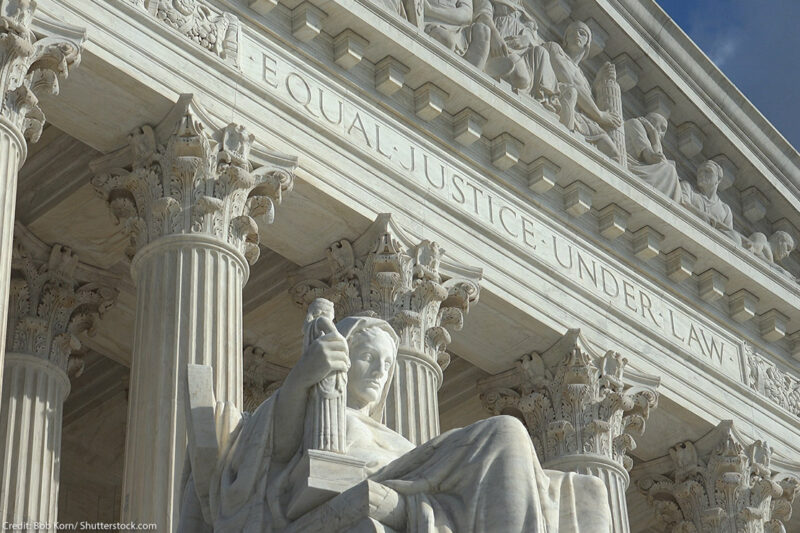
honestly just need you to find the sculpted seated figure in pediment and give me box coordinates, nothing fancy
[481,0,554,95]
[423,0,492,68]
[179,299,612,532]
[679,160,741,244]
[624,112,682,202]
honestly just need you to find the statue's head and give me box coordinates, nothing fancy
[645,112,668,139]
[563,21,592,63]
[696,160,723,195]
[769,231,795,262]
[335,316,399,420]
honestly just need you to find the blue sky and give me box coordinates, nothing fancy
[655,0,800,150]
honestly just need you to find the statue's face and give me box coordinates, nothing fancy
[775,235,794,261]
[696,164,719,194]
[566,24,590,51]
[347,329,396,410]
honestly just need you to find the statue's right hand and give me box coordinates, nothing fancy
[290,326,350,390]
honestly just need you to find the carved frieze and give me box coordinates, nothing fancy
[478,329,659,471]
[8,225,118,372]
[637,421,800,533]
[139,0,240,65]
[91,95,296,263]
[744,344,800,418]
[0,0,84,143]
[289,214,481,370]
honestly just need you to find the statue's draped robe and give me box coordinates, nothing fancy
[625,117,682,201]
[205,392,612,532]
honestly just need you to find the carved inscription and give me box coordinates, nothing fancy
[244,45,741,380]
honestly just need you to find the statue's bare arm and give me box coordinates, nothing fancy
[272,328,350,463]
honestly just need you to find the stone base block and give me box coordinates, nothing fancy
[286,449,368,520]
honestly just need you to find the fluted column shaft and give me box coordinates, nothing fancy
[384,349,441,444]
[122,234,247,530]
[0,120,23,394]
[0,353,70,532]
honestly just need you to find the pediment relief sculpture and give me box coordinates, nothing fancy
[423,0,492,69]
[744,230,796,279]
[534,21,624,163]
[679,159,740,244]
[624,112,682,202]
[180,299,612,532]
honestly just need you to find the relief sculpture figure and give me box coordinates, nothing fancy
[179,299,612,532]
[424,0,492,69]
[534,21,623,160]
[482,0,555,96]
[624,112,682,201]
[680,160,741,244]
[744,230,796,278]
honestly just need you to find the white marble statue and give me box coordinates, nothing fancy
[534,21,622,160]
[179,300,612,532]
[744,230,796,277]
[482,0,554,94]
[680,160,740,243]
[624,112,682,201]
[424,0,492,69]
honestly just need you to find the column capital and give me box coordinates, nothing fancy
[289,213,482,371]
[636,421,800,532]
[479,329,660,471]
[8,224,118,373]
[0,2,84,147]
[90,94,297,264]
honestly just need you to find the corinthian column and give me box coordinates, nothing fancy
[91,95,296,530]
[290,214,481,444]
[636,421,800,533]
[0,224,117,531]
[0,2,84,403]
[479,329,660,533]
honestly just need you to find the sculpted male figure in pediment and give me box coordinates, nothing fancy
[179,298,612,532]
[624,112,683,201]
[679,160,741,244]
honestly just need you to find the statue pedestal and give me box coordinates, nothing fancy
[287,450,368,519]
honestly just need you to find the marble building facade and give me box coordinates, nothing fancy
[0,0,798,531]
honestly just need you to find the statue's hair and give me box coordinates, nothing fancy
[644,112,668,137]
[769,230,795,255]
[563,21,592,64]
[698,159,723,183]
[335,315,399,421]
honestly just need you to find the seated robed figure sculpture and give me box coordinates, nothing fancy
[179,299,612,532]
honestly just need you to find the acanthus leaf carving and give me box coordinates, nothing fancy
[636,421,800,533]
[478,329,660,470]
[289,214,481,370]
[8,224,119,373]
[90,95,297,263]
[0,2,84,144]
